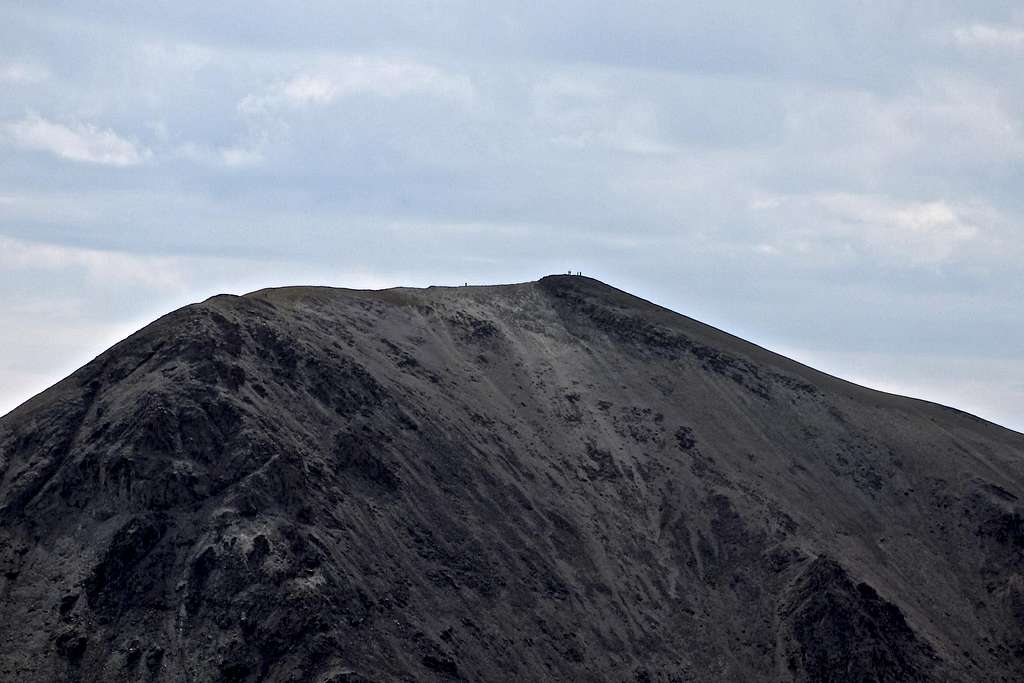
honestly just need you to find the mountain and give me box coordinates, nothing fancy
[1,275,1022,682]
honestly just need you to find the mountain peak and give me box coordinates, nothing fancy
[1,278,1021,681]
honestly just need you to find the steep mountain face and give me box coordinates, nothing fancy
[1,275,1022,682]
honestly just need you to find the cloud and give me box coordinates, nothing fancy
[0,235,185,291]
[139,40,216,71]
[281,74,337,104]
[0,61,49,84]
[3,115,148,166]
[952,23,1024,51]
[239,56,475,113]
[532,74,676,156]
[175,142,263,167]
[778,73,1024,181]
[750,193,991,266]
[1,3,1023,431]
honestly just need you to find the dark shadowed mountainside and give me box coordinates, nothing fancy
[1,275,1022,682]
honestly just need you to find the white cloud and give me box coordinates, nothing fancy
[175,142,263,167]
[952,23,1024,51]
[3,115,148,166]
[281,74,337,104]
[911,76,1024,158]
[0,62,49,84]
[0,235,185,291]
[750,193,992,266]
[239,56,475,112]
[777,73,1024,182]
[220,146,263,167]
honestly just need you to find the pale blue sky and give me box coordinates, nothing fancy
[1,2,1022,431]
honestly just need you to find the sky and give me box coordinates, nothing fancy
[0,2,1022,432]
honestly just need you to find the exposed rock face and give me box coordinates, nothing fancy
[0,275,1022,682]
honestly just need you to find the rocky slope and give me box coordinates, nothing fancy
[1,275,1022,682]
